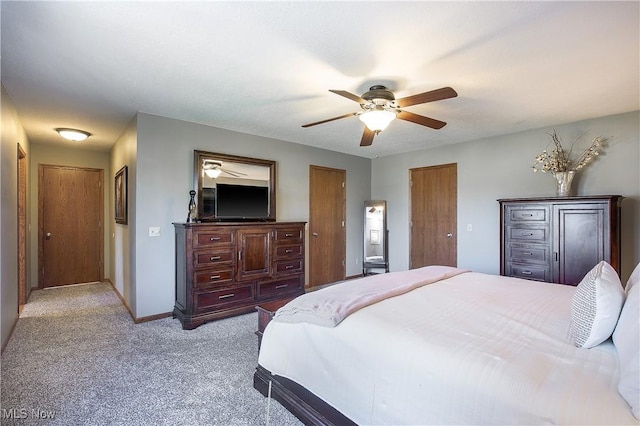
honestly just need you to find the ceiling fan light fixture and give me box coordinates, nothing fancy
[204,168,222,179]
[359,109,396,133]
[55,128,91,142]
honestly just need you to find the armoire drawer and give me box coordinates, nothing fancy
[506,206,548,222]
[193,230,234,248]
[274,259,303,275]
[193,250,234,269]
[507,226,549,243]
[194,285,253,311]
[506,244,549,264]
[506,263,550,282]
[274,228,303,242]
[193,268,234,288]
[275,244,303,258]
[257,276,302,299]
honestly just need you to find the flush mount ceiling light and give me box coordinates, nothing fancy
[55,128,91,142]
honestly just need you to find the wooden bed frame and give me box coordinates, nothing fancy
[253,365,356,426]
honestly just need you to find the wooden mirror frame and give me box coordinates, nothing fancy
[194,150,276,221]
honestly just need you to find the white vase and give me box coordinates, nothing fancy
[552,171,575,197]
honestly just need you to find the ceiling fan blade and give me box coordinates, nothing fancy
[360,127,375,146]
[221,168,247,178]
[396,87,458,108]
[302,112,358,128]
[329,90,366,104]
[396,110,447,129]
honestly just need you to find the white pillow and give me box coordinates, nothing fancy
[612,263,640,419]
[570,261,624,348]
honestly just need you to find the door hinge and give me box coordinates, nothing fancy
[341,181,345,188]
[341,221,345,227]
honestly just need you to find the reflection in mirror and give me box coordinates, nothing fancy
[194,150,276,221]
[364,200,389,274]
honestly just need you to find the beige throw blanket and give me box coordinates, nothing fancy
[273,265,469,327]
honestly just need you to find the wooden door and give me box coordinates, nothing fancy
[409,163,457,268]
[237,227,271,281]
[309,165,346,288]
[39,165,103,288]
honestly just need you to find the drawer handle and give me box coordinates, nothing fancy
[523,252,533,256]
[521,271,532,275]
[275,284,288,289]
[210,275,221,280]
[209,237,221,241]
[285,265,294,270]
[284,249,293,254]
[285,233,294,237]
[218,293,234,300]
[210,256,221,261]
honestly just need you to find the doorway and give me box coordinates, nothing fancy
[17,144,27,310]
[409,163,457,268]
[308,165,346,288]
[38,165,104,288]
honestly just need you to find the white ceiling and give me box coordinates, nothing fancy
[2,1,638,159]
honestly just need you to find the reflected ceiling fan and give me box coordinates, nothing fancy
[302,85,457,146]
[202,160,247,179]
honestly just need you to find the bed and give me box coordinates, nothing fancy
[254,264,639,425]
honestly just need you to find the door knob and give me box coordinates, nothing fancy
[46,232,52,239]
[446,233,453,238]
[312,232,318,237]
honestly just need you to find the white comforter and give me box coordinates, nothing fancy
[258,271,637,425]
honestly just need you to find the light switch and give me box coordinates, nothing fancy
[149,227,161,237]
[467,224,473,232]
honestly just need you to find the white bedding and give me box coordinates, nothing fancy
[258,271,637,425]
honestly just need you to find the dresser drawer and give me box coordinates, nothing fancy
[506,206,548,222]
[194,285,253,312]
[275,228,303,243]
[193,250,234,269]
[257,276,302,299]
[193,230,234,248]
[507,226,549,242]
[506,244,549,264]
[194,268,234,288]
[274,259,303,275]
[275,244,303,258]
[506,263,550,282]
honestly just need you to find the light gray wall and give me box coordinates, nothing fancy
[372,111,640,282]
[109,116,137,312]
[132,113,371,318]
[1,84,30,349]
[27,144,111,289]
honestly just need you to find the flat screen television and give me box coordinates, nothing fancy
[215,183,269,219]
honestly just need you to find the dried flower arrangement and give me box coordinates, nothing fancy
[532,130,606,173]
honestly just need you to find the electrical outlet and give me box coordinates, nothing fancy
[355,258,359,265]
[149,227,161,237]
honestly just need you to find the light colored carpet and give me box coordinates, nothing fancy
[1,282,302,426]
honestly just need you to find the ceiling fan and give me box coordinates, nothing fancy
[202,160,247,179]
[302,85,457,147]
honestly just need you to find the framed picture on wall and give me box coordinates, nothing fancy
[115,166,128,225]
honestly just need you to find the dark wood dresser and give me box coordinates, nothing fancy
[499,195,623,286]
[173,221,305,329]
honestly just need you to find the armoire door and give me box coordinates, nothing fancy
[237,228,271,281]
[553,203,609,285]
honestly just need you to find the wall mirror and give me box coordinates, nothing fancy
[363,200,389,274]
[194,150,276,221]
